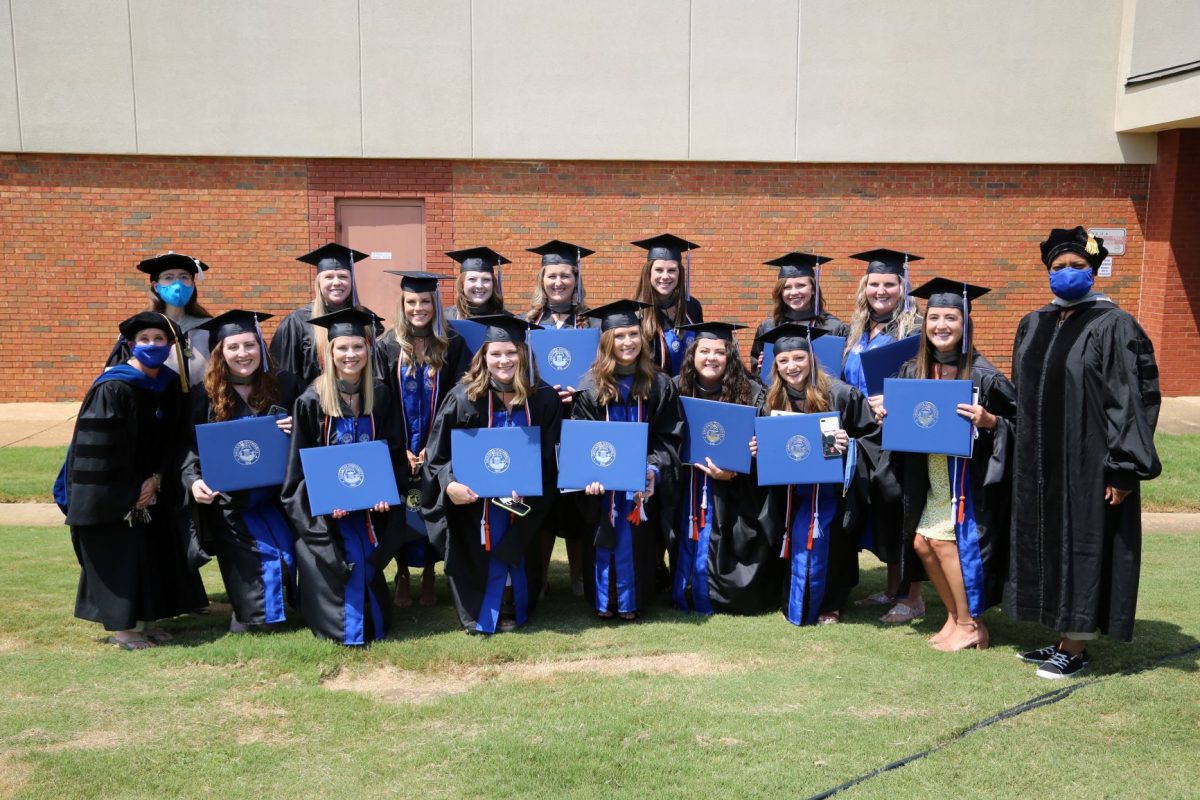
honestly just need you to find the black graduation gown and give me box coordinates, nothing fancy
[268,307,324,387]
[893,355,1016,612]
[1004,300,1161,642]
[179,372,304,625]
[758,379,878,619]
[419,382,564,630]
[667,380,779,614]
[647,297,704,373]
[442,304,511,322]
[280,383,410,644]
[66,372,208,630]
[749,313,846,378]
[376,329,472,410]
[571,371,684,612]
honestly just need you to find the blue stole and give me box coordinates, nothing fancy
[325,413,384,646]
[673,467,714,614]
[949,456,987,618]
[594,375,643,615]
[783,482,839,626]
[400,362,438,557]
[660,328,694,377]
[475,402,531,634]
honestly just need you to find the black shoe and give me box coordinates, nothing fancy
[1036,649,1089,679]
[1016,645,1060,664]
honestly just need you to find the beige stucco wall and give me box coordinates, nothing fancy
[0,0,1165,163]
[1116,0,1200,132]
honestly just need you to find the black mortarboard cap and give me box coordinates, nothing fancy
[195,309,274,343]
[472,314,543,345]
[118,311,181,342]
[764,252,832,280]
[137,252,209,279]
[1039,226,1108,270]
[909,277,990,309]
[527,240,595,266]
[384,270,447,295]
[584,299,650,332]
[631,233,699,263]
[849,248,923,276]
[297,243,370,272]
[446,246,511,273]
[754,322,829,355]
[681,321,746,342]
[307,307,382,341]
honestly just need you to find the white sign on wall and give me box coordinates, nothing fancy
[1088,228,1126,256]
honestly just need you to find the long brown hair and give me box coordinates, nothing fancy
[634,257,689,345]
[590,327,657,406]
[203,340,280,422]
[770,276,826,325]
[764,350,832,413]
[843,273,921,358]
[392,290,449,371]
[462,342,537,405]
[677,338,754,405]
[452,271,506,319]
[913,306,974,380]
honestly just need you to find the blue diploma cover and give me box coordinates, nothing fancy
[447,319,487,355]
[881,378,974,457]
[450,426,544,498]
[680,396,756,474]
[299,440,402,516]
[529,328,601,390]
[754,412,844,486]
[195,416,290,491]
[557,420,649,493]
[761,335,845,385]
[859,335,920,396]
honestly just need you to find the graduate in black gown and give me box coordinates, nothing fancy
[668,322,775,615]
[840,248,926,623]
[442,246,511,321]
[631,234,705,377]
[420,316,563,634]
[179,310,305,632]
[280,308,409,646]
[754,324,877,626]
[571,300,684,620]
[65,312,207,649]
[522,240,602,598]
[877,279,1016,652]
[750,252,845,377]
[269,243,372,387]
[376,271,471,608]
[105,252,215,387]
[1006,227,1161,679]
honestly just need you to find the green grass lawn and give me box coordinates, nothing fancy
[4,433,1200,509]
[1,528,1197,799]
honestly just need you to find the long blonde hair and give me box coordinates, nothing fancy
[764,350,832,413]
[392,290,449,371]
[309,272,363,371]
[634,258,689,344]
[462,342,537,405]
[525,262,589,324]
[590,328,657,406]
[842,274,921,358]
[452,271,505,319]
[316,335,375,418]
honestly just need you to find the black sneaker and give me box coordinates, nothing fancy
[1016,645,1060,664]
[1036,649,1089,679]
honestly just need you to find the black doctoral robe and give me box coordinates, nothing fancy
[179,371,304,625]
[65,370,207,630]
[667,379,779,613]
[419,382,564,630]
[1004,299,1161,642]
[647,297,704,372]
[893,354,1016,611]
[757,378,879,617]
[280,382,411,644]
[571,370,684,612]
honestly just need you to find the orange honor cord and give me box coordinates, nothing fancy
[806,485,819,551]
[955,456,968,525]
[781,490,793,559]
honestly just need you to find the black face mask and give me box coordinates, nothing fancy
[870,309,895,324]
[548,302,574,314]
[614,362,637,376]
[336,378,362,395]
[230,373,255,385]
[932,347,960,365]
[489,378,515,394]
[783,305,816,322]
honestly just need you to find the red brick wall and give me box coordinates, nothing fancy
[1138,130,1200,396]
[2,153,1177,401]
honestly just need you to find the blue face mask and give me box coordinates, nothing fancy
[132,343,173,369]
[156,280,195,308]
[1048,266,1094,302]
